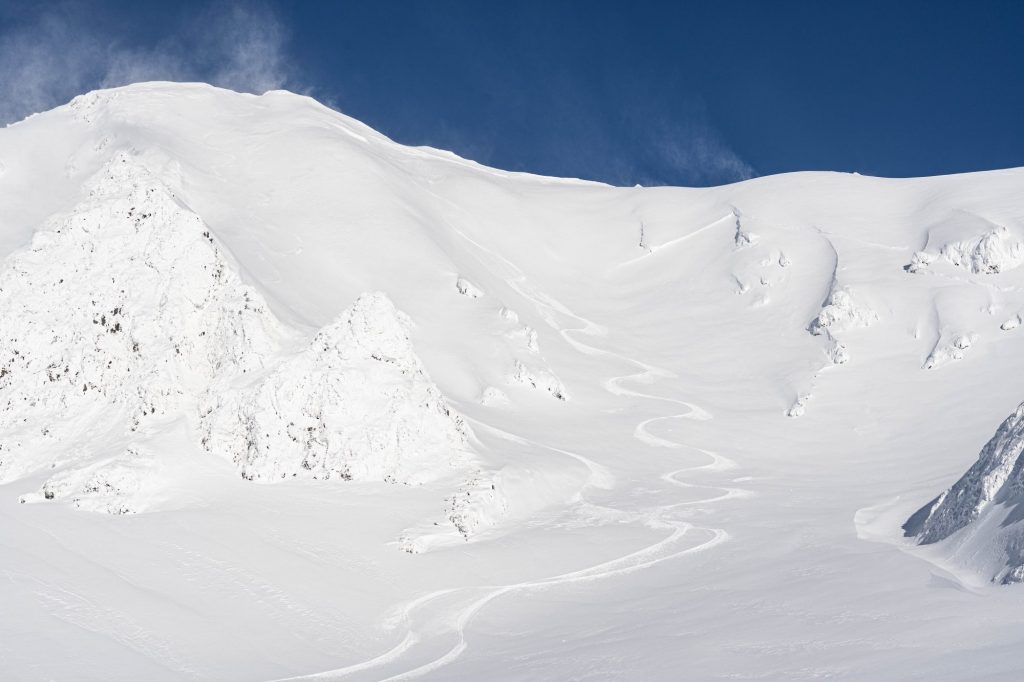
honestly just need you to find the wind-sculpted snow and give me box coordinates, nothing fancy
[0,153,281,483]
[199,292,474,485]
[903,403,1024,583]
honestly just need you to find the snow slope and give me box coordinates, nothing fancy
[3,82,1024,680]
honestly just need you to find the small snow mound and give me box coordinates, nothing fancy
[506,325,540,353]
[510,360,568,401]
[200,292,473,485]
[923,333,978,369]
[787,393,811,418]
[445,474,509,539]
[399,472,510,552]
[809,287,877,336]
[455,276,484,298]
[827,340,850,365]
[807,283,874,365]
[21,446,152,515]
[1001,315,1021,331]
[480,386,509,406]
[905,251,936,274]
[498,306,519,323]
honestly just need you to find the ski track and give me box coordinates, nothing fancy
[613,212,736,271]
[272,197,750,682]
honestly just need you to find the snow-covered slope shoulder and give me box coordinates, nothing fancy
[903,402,1024,583]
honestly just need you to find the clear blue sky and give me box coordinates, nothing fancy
[1,1,1022,186]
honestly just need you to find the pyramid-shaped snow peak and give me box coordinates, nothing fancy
[0,153,282,482]
[199,292,473,484]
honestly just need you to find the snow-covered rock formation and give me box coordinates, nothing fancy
[807,283,876,366]
[0,153,281,483]
[907,224,1024,275]
[199,292,473,484]
[0,150,491,539]
[510,359,568,401]
[904,402,1024,583]
[455,276,485,298]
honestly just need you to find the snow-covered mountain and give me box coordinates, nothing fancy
[4,82,1024,681]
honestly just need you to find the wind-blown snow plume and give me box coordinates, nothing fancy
[0,3,292,125]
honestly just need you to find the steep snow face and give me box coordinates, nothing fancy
[903,403,1024,583]
[199,292,473,484]
[0,153,281,482]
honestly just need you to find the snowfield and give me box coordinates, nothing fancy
[3,82,1024,680]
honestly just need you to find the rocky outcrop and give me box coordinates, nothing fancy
[904,402,1024,583]
[199,292,473,484]
[0,153,281,482]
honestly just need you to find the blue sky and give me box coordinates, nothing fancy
[1,1,1021,186]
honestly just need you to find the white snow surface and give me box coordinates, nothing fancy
[3,82,1024,680]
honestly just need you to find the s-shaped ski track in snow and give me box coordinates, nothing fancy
[275,287,750,681]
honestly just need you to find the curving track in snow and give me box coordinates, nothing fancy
[271,189,750,681]
[275,280,750,681]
